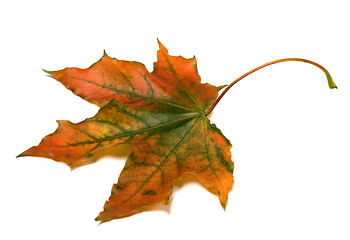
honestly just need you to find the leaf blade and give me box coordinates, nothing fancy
[20,41,234,221]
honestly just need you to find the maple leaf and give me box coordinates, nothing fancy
[19,40,233,221]
[18,40,336,222]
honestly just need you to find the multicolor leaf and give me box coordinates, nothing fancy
[19,40,234,221]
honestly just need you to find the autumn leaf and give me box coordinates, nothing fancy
[18,40,336,221]
[18,40,233,221]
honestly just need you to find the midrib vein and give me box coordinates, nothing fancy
[162,52,202,110]
[66,74,198,113]
[62,114,200,147]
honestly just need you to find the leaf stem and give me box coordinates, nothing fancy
[205,58,337,116]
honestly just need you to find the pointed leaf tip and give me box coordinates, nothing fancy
[156,38,168,54]
[16,147,36,159]
[42,69,52,74]
[16,148,37,158]
[16,152,26,158]
[217,84,228,91]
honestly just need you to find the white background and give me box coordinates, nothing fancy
[1,0,349,239]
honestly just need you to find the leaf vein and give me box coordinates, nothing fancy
[162,52,202,110]
[120,116,203,204]
[58,114,200,147]
[203,117,222,185]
